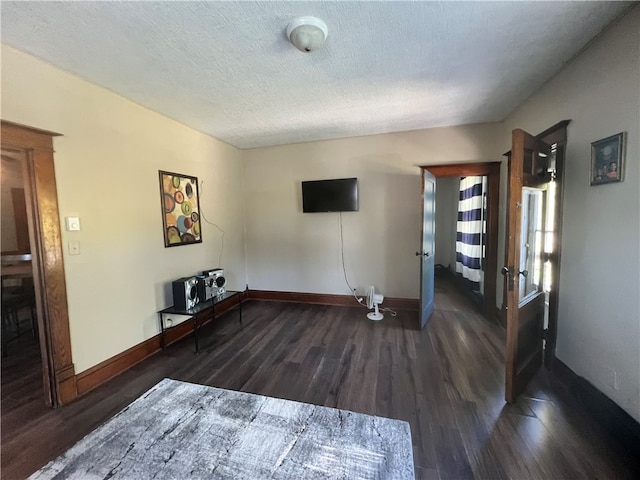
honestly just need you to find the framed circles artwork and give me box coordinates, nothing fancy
[159,170,202,247]
[590,132,625,186]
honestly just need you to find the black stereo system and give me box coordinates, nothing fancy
[172,268,226,310]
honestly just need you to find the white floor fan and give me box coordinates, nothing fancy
[366,286,384,321]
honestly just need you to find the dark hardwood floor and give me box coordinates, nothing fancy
[2,276,638,479]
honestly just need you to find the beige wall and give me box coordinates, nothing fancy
[242,124,502,299]
[1,45,247,373]
[502,6,640,421]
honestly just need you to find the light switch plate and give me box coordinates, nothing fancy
[65,216,81,231]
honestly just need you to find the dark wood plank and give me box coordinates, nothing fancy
[2,274,639,479]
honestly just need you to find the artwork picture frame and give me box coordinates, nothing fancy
[590,132,624,186]
[159,170,202,247]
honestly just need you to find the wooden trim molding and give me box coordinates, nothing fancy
[537,120,570,370]
[552,357,640,457]
[76,336,162,396]
[247,290,419,311]
[535,119,570,145]
[2,120,74,407]
[0,120,62,149]
[31,147,77,404]
[424,162,499,178]
[74,295,244,396]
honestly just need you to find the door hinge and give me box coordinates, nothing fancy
[542,328,549,341]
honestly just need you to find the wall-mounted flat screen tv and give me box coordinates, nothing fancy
[302,177,359,213]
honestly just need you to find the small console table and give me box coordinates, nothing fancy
[158,290,242,354]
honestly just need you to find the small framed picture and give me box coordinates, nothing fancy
[590,132,624,186]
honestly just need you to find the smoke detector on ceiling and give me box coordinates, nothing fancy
[286,16,328,53]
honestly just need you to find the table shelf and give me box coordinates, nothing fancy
[158,290,242,353]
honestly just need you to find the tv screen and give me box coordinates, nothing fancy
[302,178,359,213]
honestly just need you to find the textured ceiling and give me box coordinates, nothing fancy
[0,1,634,149]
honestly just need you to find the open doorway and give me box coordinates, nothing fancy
[424,162,501,322]
[1,148,44,408]
[2,145,51,411]
[1,120,77,407]
[435,175,489,310]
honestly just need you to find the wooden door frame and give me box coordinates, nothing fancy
[2,120,77,406]
[535,120,570,369]
[420,162,500,320]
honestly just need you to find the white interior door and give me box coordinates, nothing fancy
[419,169,435,329]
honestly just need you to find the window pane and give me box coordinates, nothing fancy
[519,188,545,302]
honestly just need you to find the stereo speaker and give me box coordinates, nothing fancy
[172,276,199,310]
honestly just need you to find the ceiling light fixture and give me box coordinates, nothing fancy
[286,16,328,53]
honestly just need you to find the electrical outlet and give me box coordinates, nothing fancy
[68,240,80,255]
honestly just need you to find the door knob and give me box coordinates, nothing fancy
[502,266,515,291]
[504,267,528,277]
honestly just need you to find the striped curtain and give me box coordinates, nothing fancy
[456,176,486,293]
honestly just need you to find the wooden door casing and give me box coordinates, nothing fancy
[1,120,77,406]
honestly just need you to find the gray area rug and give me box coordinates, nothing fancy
[30,378,414,479]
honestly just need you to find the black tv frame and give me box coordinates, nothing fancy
[301,177,359,213]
